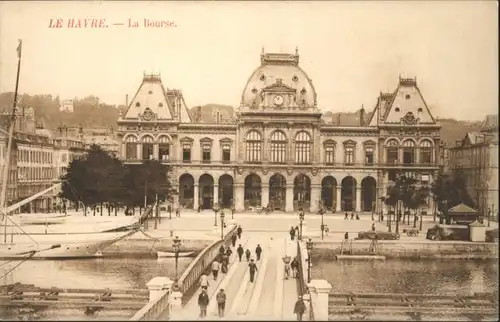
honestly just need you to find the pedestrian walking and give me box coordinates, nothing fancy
[216,289,227,318]
[350,213,354,220]
[237,225,243,239]
[371,222,376,232]
[356,214,360,220]
[324,224,330,236]
[176,208,180,217]
[344,232,349,240]
[255,244,262,261]
[294,295,307,321]
[290,257,299,278]
[225,247,232,259]
[248,259,258,283]
[237,244,244,262]
[219,244,225,256]
[212,259,220,280]
[284,261,291,279]
[245,249,251,262]
[198,289,210,318]
[199,273,210,290]
[344,212,348,220]
[231,233,237,247]
[221,254,228,274]
[289,226,296,241]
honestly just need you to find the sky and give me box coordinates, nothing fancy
[0,1,497,121]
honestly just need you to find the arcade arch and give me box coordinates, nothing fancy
[321,176,337,211]
[294,174,311,211]
[361,176,377,211]
[199,174,214,209]
[341,176,357,211]
[218,174,234,208]
[244,174,261,208]
[269,173,287,210]
[179,173,194,208]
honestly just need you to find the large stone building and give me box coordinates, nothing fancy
[449,117,498,216]
[116,51,442,213]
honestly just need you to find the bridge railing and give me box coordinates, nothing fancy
[177,224,238,305]
[130,290,170,321]
[296,241,315,320]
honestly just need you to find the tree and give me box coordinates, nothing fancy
[431,170,475,213]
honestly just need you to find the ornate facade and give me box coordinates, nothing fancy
[116,51,442,213]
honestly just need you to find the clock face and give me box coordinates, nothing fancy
[274,95,284,106]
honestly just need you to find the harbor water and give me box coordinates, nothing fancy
[1,257,498,319]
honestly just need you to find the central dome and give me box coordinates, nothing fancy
[240,50,317,109]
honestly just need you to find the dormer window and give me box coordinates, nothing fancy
[405,94,411,99]
[395,107,400,112]
[158,103,163,108]
[148,90,153,94]
[292,75,298,82]
[135,102,140,107]
[260,74,266,81]
[300,88,307,95]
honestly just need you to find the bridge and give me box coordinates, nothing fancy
[129,219,498,321]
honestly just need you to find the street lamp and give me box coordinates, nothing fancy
[306,238,313,283]
[220,211,225,240]
[299,211,305,241]
[173,236,181,286]
[318,201,325,241]
[213,203,219,227]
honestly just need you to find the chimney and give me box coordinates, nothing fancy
[126,94,129,107]
[360,105,365,126]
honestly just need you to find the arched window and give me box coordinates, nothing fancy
[270,131,287,163]
[125,135,138,160]
[402,140,415,164]
[386,139,399,164]
[246,131,262,163]
[295,131,312,164]
[419,140,433,164]
[142,135,154,160]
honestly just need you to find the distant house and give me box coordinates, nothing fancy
[59,99,74,113]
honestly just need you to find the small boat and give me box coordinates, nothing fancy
[18,213,68,226]
[157,251,195,258]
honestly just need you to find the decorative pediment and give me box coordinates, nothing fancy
[323,139,337,146]
[401,112,419,125]
[139,107,157,122]
[180,137,194,144]
[262,78,296,93]
[220,137,234,145]
[363,140,376,147]
[343,139,357,147]
[200,137,214,147]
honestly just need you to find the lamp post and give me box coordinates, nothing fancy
[306,238,313,284]
[173,236,181,286]
[220,211,225,240]
[231,203,235,220]
[213,203,219,227]
[487,207,491,227]
[299,211,305,241]
[319,201,325,241]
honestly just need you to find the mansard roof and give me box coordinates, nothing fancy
[121,73,192,123]
[368,76,437,126]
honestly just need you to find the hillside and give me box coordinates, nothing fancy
[0,92,486,146]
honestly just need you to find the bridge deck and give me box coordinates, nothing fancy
[167,232,304,320]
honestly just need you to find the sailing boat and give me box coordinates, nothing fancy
[0,40,146,260]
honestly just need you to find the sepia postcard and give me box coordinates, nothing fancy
[0,1,497,321]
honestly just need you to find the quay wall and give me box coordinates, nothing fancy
[311,240,499,260]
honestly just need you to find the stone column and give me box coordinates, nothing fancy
[356,185,362,212]
[235,183,244,212]
[261,184,269,209]
[336,186,342,212]
[285,184,294,212]
[146,276,173,302]
[193,184,199,210]
[153,144,159,160]
[310,184,321,213]
[307,279,332,321]
[136,144,142,160]
[213,184,219,206]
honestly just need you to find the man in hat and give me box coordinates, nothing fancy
[248,259,258,283]
[237,244,244,262]
[231,233,237,247]
[294,295,307,321]
[255,244,262,261]
[198,289,210,318]
[216,288,227,318]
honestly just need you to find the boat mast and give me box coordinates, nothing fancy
[1,40,22,244]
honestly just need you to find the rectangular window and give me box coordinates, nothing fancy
[325,145,334,165]
[365,147,374,165]
[420,148,432,164]
[182,144,191,163]
[222,144,231,163]
[202,144,211,163]
[345,146,354,165]
[159,145,170,161]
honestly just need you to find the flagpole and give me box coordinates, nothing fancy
[1,40,22,243]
